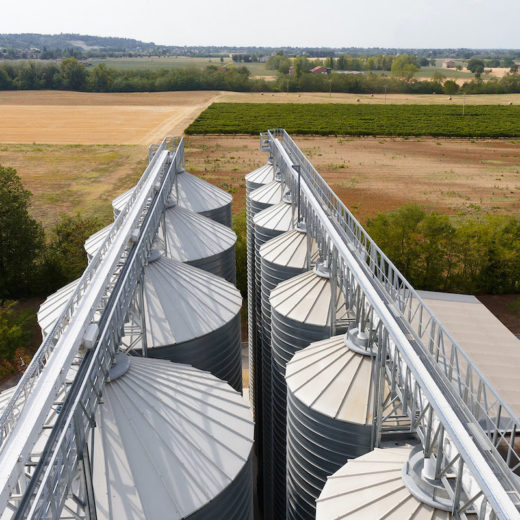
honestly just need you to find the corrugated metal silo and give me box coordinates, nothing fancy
[316,446,452,520]
[84,206,237,283]
[246,177,284,420]
[93,356,254,519]
[112,170,232,227]
[286,334,381,520]
[139,254,243,392]
[162,204,237,283]
[258,224,318,517]
[245,162,274,194]
[269,263,349,519]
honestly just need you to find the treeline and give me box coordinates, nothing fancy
[366,205,520,295]
[2,57,520,95]
[0,164,101,377]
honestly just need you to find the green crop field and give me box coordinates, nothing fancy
[185,103,520,137]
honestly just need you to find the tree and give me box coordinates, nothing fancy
[432,71,446,83]
[88,63,115,92]
[391,54,418,80]
[60,57,88,90]
[0,301,32,367]
[0,165,44,298]
[443,80,459,95]
[46,214,101,282]
[467,58,485,78]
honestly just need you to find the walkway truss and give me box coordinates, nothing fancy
[0,131,518,519]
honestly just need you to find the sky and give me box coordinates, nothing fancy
[1,0,519,48]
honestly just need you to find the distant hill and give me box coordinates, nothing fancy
[0,33,157,51]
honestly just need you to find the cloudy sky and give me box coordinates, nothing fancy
[1,0,519,48]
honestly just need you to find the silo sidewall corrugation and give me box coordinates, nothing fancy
[187,245,236,284]
[187,453,254,520]
[270,309,332,520]
[140,314,242,393]
[286,390,372,520]
[199,203,232,228]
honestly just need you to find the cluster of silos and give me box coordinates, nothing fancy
[91,355,254,520]
[316,445,452,520]
[285,333,385,520]
[269,262,349,519]
[259,224,318,516]
[112,168,232,227]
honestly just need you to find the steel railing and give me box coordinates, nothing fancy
[266,129,520,519]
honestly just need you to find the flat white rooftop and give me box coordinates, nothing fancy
[419,290,520,418]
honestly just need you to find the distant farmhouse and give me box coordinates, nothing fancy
[310,65,328,74]
[442,59,456,68]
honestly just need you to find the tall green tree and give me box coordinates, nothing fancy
[0,165,44,298]
[60,57,88,90]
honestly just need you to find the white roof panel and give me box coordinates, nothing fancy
[249,180,284,206]
[316,446,451,520]
[143,257,241,346]
[270,270,347,328]
[260,228,318,269]
[37,279,80,337]
[245,163,274,185]
[418,290,520,417]
[84,225,111,258]
[93,357,253,519]
[253,201,295,233]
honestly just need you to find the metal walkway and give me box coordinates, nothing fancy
[0,131,518,519]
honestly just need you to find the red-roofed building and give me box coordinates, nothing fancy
[310,65,327,74]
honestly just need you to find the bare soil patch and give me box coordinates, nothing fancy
[185,135,520,220]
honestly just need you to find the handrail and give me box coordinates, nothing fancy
[0,137,177,448]
[268,129,520,519]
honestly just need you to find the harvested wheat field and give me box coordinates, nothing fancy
[0,90,221,145]
[185,135,520,220]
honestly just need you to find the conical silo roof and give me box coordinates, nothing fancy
[172,170,232,227]
[141,256,243,392]
[259,226,318,518]
[84,224,111,260]
[84,207,236,282]
[285,334,378,520]
[93,356,254,520]
[248,180,284,215]
[316,446,452,520]
[245,162,274,194]
[269,266,348,519]
[112,187,133,217]
[112,171,232,227]
[163,205,237,283]
[37,279,80,338]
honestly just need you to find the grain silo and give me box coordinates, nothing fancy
[269,262,349,519]
[286,333,382,520]
[138,254,243,392]
[258,223,318,517]
[246,176,285,420]
[316,445,453,520]
[93,355,254,520]
[112,170,232,227]
[37,279,80,338]
[85,206,237,283]
[162,204,237,283]
[245,162,274,194]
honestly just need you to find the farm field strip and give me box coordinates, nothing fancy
[186,103,520,137]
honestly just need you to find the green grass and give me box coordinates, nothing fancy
[87,56,274,76]
[186,103,520,137]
